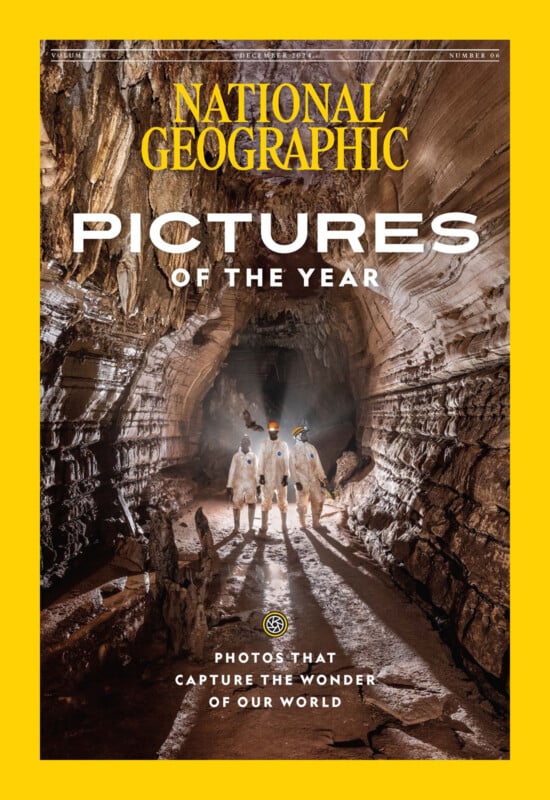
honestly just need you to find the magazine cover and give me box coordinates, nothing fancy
[40,39,509,760]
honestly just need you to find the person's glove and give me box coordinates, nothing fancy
[259,474,265,485]
[282,475,288,487]
[295,481,303,491]
[226,487,233,502]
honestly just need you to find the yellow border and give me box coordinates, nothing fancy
[2,1,536,793]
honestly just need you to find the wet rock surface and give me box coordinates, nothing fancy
[341,364,509,701]
[41,496,508,760]
[41,502,217,714]
[41,40,509,722]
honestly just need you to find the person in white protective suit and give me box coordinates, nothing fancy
[226,435,260,535]
[258,420,290,535]
[289,425,328,530]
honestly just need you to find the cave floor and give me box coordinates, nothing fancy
[42,496,509,760]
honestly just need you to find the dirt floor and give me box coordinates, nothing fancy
[41,494,509,760]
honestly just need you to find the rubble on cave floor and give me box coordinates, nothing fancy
[41,494,508,761]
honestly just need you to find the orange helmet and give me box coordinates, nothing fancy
[267,420,280,432]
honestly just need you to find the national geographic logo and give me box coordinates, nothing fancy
[262,611,289,638]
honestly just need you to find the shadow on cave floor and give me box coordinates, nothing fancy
[41,495,509,761]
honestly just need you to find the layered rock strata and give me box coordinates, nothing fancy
[340,364,509,701]
[41,505,217,701]
[41,41,509,697]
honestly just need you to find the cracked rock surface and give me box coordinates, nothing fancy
[41,497,508,760]
[41,40,509,718]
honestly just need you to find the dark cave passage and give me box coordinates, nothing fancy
[40,39,509,760]
[197,307,357,491]
[40,281,509,757]
[40,228,509,758]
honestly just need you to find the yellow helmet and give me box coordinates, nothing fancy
[292,425,306,438]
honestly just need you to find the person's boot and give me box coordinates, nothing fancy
[232,508,240,534]
[298,509,306,528]
[259,510,268,535]
[281,511,288,534]
[248,504,255,533]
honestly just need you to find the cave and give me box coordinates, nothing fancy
[198,289,360,491]
[40,40,509,760]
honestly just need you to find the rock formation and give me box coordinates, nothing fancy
[40,41,509,701]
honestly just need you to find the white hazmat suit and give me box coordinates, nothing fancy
[258,438,289,511]
[289,440,327,527]
[258,436,289,532]
[227,448,259,509]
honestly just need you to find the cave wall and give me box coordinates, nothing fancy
[341,365,509,693]
[40,42,249,584]
[330,48,509,696]
[40,41,509,696]
[40,270,250,585]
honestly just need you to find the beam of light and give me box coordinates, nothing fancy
[157,683,202,759]
[155,513,298,758]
